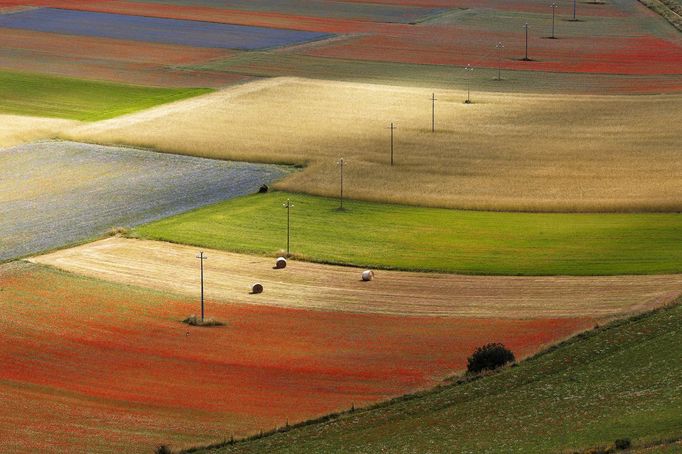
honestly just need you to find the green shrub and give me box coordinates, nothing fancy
[467,343,515,374]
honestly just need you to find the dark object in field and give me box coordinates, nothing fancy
[614,439,632,450]
[467,343,515,373]
[275,257,287,269]
[182,315,224,327]
[155,445,172,454]
[362,270,374,281]
[251,283,264,294]
[258,184,269,193]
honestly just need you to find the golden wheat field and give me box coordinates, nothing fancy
[65,77,682,212]
[0,114,79,147]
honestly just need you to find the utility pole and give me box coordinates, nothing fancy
[336,157,345,210]
[523,23,530,60]
[282,198,294,256]
[464,64,474,103]
[551,3,558,38]
[196,251,207,322]
[388,122,397,165]
[431,93,437,132]
[573,0,577,20]
[495,42,504,80]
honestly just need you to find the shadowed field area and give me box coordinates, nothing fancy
[0,261,594,453]
[191,299,682,454]
[29,237,682,317]
[132,192,682,276]
[65,78,682,212]
[0,142,288,261]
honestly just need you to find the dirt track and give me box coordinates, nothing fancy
[30,237,682,318]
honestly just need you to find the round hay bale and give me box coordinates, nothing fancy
[251,283,264,294]
[361,270,374,281]
[275,257,287,269]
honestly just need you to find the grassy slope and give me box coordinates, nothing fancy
[189,300,682,454]
[0,70,211,120]
[134,192,682,276]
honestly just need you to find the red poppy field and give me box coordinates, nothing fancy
[306,30,682,76]
[0,261,597,453]
[0,0,679,93]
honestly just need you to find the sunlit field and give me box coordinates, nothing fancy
[67,78,682,212]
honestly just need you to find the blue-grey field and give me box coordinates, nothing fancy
[0,141,288,261]
[0,8,332,50]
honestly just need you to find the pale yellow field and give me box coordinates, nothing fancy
[0,114,79,148]
[65,77,682,212]
[30,237,682,318]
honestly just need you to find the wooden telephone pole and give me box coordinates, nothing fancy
[337,158,345,210]
[431,93,437,132]
[282,199,294,256]
[388,122,397,165]
[196,251,207,322]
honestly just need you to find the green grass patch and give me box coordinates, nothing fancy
[0,70,211,121]
[135,191,682,276]
[185,300,682,453]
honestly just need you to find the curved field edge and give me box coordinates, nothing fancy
[64,77,682,213]
[133,191,682,276]
[0,70,212,120]
[0,141,289,262]
[30,237,682,318]
[182,299,682,454]
[0,261,595,453]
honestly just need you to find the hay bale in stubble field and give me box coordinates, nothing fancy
[275,257,287,269]
[362,270,374,281]
[251,283,264,294]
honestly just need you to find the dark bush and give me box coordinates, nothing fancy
[467,343,515,374]
[155,445,172,454]
[258,184,269,193]
[614,438,631,450]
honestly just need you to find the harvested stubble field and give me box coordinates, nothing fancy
[30,237,682,318]
[66,77,682,212]
[134,192,682,276]
[0,141,288,262]
[0,261,594,453]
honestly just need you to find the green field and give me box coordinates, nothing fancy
[189,52,682,95]
[186,300,682,454]
[135,192,682,276]
[0,70,211,121]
